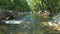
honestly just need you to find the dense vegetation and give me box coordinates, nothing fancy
[0,0,60,34]
[0,0,60,15]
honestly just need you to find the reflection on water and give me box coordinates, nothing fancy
[1,13,60,34]
[2,15,41,34]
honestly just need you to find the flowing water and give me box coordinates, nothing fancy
[1,14,41,34]
[0,13,60,34]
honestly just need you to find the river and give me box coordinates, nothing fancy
[0,13,60,34]
[1,14,41,34]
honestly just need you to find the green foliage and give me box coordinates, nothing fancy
[28,0,60,15]
[0,0,30,12]
[44,0,60,14]
[0,0,60,34]
[28,0,41,10]
[0,0,60,14]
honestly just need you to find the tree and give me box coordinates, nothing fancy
[0,0,30,12]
